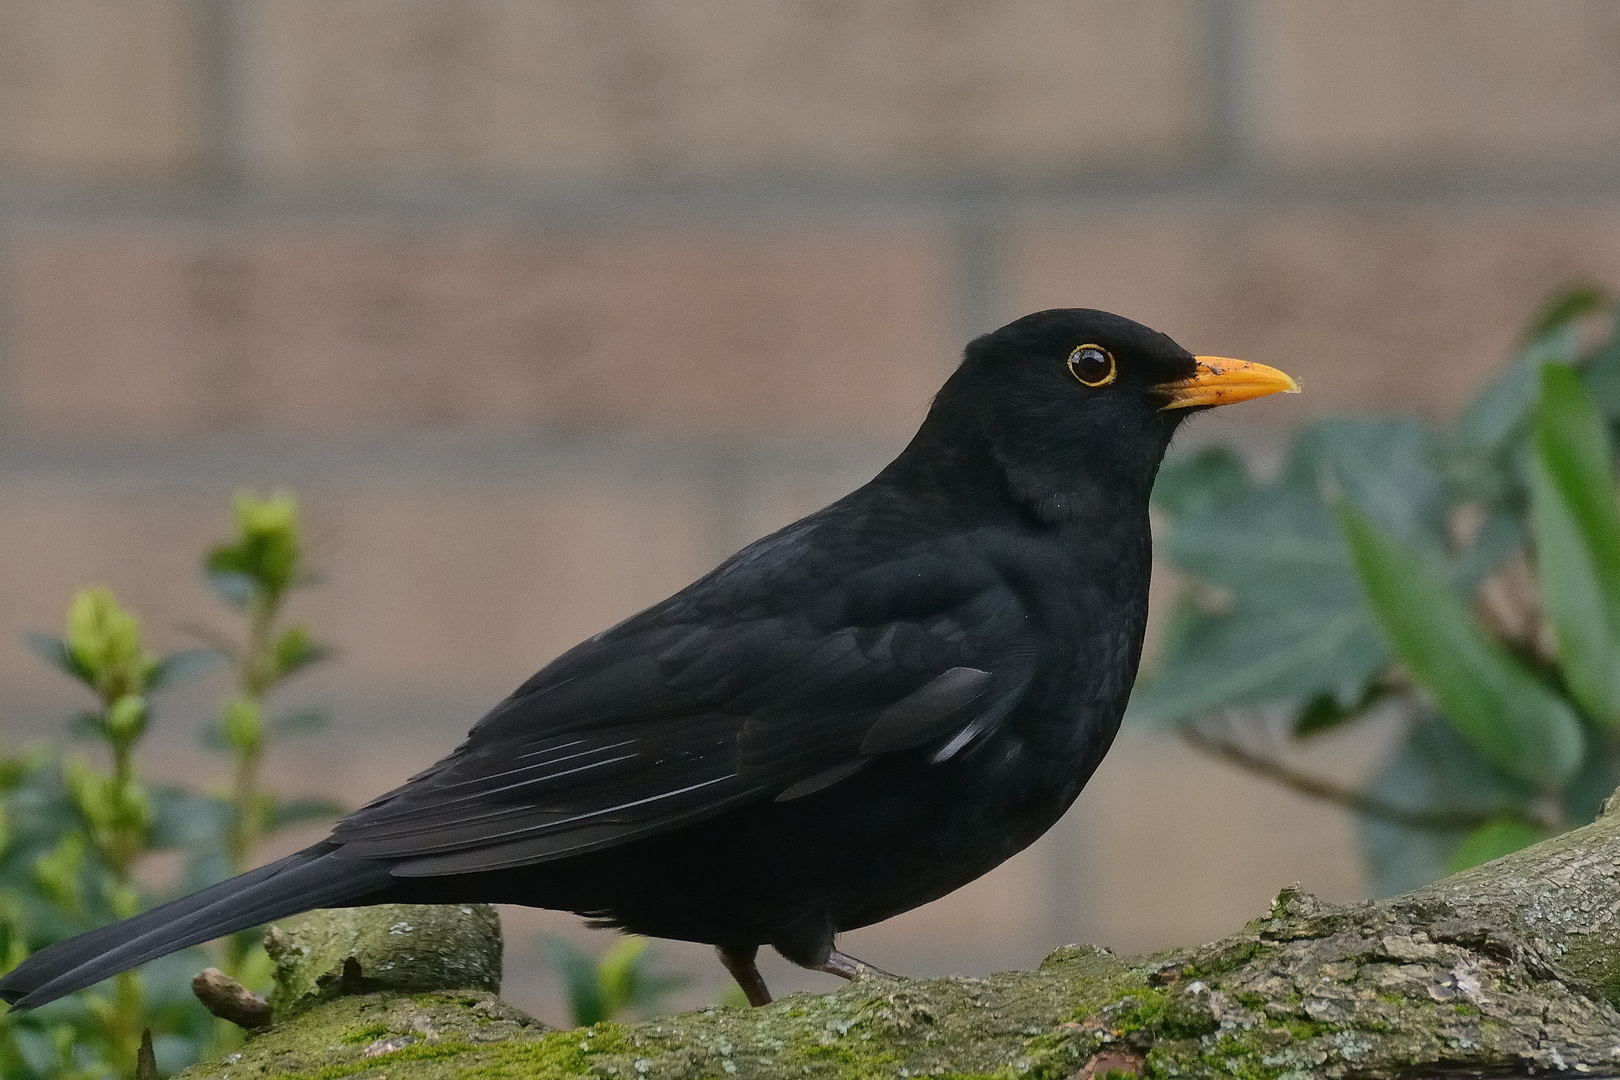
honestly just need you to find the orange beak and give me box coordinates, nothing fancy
[1155,356,1301,410]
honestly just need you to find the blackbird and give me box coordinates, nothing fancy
[0,308,1296,1010]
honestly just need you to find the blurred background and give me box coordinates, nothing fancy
[4,0,1620,1029]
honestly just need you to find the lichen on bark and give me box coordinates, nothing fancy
[176,803,1620,1079]
[263,902,503,1019]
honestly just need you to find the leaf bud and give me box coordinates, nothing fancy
[222,697,265,756]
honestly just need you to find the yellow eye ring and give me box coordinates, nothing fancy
[1067,344,1116,387]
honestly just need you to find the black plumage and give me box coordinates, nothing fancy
[0,308,1296,1010]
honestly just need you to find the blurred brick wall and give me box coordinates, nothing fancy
[3,0,1620,1020]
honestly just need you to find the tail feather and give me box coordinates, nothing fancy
[0,843,395,1011]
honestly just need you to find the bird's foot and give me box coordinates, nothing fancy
[817,949,895,981]
[717,944,773,1007]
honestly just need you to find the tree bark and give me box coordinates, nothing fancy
[177,798,1620,1079]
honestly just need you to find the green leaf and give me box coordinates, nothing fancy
[1525,283,1607,341]
[270,626,328,683]
[61,588,157,703]
[541,934,686,1027]
[206,490,303,604]
[1293,683,1388,737]
[1132,419,1443,726]
[146,649,225,692]
[1454,288,1595,457]
[204,568,255,609]
[1579,310,1620,419]
[1529,363,1620,729]
[0,744,46,793]
[1561,740,1620,827]
[1451,504,1524,588]
[1358,713,1529,895]
[596,936,687,1020]
[1446,818,1547,873]
[31,833,88,913]
[543,934,606,1027]
[23,634,92,686]
[102,695,148,746]
[220,697,264,756]
[596,937,651,1018]
[1338,503,1585,790]
[1149,447,1247,518]
[270,709,331,737]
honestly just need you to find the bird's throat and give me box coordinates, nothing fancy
[1000,455,1160,529]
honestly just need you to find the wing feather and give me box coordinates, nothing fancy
[328,528,1041,874]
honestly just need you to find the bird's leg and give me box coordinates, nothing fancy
[817,949,895,981]
[717,944,773,1007]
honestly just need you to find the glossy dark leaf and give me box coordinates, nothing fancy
[1454,292,1591,457]
[1451,504,1524,588]
[1525,284,1607,340]
[1150,446,1248,518]
[1293,683,1388,738]
[1339,503,1585,790]
[1133,419,1443,727]
[1528,363,1620,730]
[1358,714,1530,896]
[1580,310,1620,420]
[1446,818,1546,874]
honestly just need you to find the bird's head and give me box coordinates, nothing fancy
[919,309,1298,518]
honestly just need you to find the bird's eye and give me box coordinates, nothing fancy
[1067,345,1116,387]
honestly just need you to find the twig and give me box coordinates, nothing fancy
[136,1030,157,1080]
[192,967,272,1030]
[1180,727,1498,833]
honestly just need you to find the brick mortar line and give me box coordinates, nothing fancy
[0,426,1284,493]
[8,165,1620,229]
[0,432,902,492]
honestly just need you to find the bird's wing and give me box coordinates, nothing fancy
[328,535,1036,876]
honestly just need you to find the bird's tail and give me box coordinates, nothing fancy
[0,842,395,1011]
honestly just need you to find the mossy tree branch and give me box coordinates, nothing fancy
[176,798,1620,1079]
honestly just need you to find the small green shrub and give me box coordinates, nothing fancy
[541,934,690,1027]
[0,492,337,1079]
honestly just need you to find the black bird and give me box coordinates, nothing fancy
[0,309,1296,1010]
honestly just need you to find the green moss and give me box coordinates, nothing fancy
[1180,939,1273,981]
[177,967,1533,1080]
[181,892,1614,1080]
[285,1041,476,1080]
[1146,1024,1326,1080]
[267,904,503,1018]
[435,1026,637,1080]
[1560,932,1620,1008]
